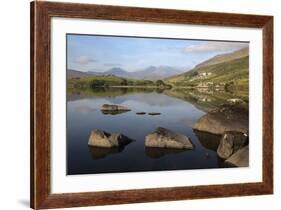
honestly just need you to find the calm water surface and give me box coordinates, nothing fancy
[67,88,224,174]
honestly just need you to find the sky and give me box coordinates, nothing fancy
[67,34,248,72]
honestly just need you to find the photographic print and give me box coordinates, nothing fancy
[31,3,273,208]
[66,34,249,175]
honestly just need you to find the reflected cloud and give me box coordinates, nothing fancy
[74,106,97,113]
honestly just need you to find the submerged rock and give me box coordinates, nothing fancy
[148,112,161,116]
[145,127,193,149]
[88,129,132,148]
[101,104,130,111]
[192,104,248,135]
[136,112,146,115]
[225,145,249,167]
[217,131,248,159]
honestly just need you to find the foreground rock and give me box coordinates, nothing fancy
[145,127,193,149]
[192,104,248,135]
[88,129,132,148]
[101,104,130,111]
[225,145,249,167]
[217,131,248,159]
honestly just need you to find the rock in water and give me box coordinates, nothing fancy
[145,127,193,149]
[148,112,161,116]
[88,129,132,148]
[101,104,130,111]
[136,112,146,115]
[225,145,249,167]
[192,104,248,135]
[217,131,248,159]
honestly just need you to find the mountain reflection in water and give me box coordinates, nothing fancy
[67,87,247,174]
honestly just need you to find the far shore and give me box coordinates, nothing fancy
[104,85,171,89]
[70,85,196,89]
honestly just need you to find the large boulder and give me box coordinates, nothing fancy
[192,104,248,135]
[101,104,130,111]
[145,127,193,149]
[217,131,248,159]
[88,129,132,148]
[225,145,249,167]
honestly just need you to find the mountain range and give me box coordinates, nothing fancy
[68,66,184,80]
[68,46,249,85]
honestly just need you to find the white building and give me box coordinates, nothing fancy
[199,72,212,77]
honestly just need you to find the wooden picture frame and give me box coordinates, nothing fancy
[30,1,273,209]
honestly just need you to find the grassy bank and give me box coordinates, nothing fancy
[165,56,249,91]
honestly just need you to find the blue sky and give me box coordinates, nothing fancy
[67,34,248,72]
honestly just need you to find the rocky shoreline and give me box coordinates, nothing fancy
[192,104,248,135]
[193,104,249,167]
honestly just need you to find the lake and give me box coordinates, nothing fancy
[67,88,239,175]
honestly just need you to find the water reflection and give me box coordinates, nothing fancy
[145,147,187,159]
[88,146,125,160]
[164,88,248,112]
[74,106,97,113]
[193,130,221,152]
[68,87,248,111]
[88,142,134,160]
[67,87,248,174]
[101,110,131,115]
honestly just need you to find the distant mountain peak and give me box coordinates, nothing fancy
[69,65,184,81]
[106,67,127,73]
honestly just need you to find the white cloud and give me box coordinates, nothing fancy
[74,56,96,65]
[183,42,248,53]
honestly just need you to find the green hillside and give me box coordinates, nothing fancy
[195,47,249,68]
[166,49,249,90]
